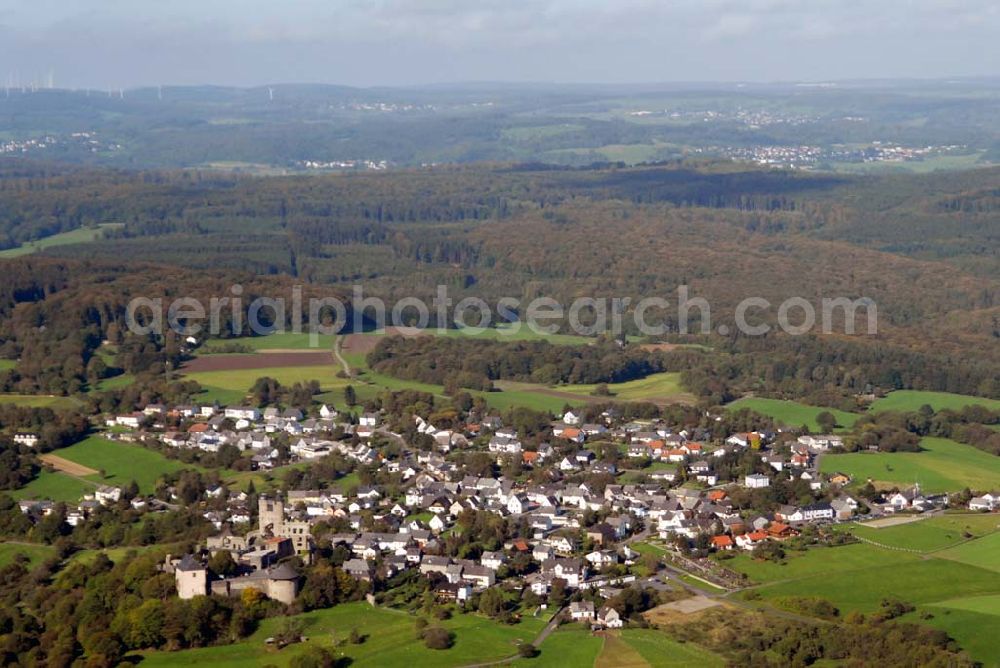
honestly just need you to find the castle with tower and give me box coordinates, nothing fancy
[169,494,313,605]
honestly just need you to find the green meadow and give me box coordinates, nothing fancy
[869,390,1000,413]
[0,360,16,371]
[618,628,724,668]
[729,519,1000,666]
[95,374,136,392]
[936,531,1000,573]
[0,223,124,258]
[512,626,603,668]
[0,394,82,409]
[919,600,1000,668]
[819,437,1000,493]
[51,436,195,493]
[435,324,593,346]
[11,469,96,502]
[200,332,337,352]
[726,397,859,432]
[847,514,1000,553]
[0,542,56,567]
[726,542,916,585]
[136,602,547,668]
[187,366,345,406]
[556,372,693,404]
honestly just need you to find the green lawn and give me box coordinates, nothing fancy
[556,372,693,404]
[11,469,97,502]
[137,602,546,668]
[53,436,196,493]
[819,437,1000,493]
[870,390,1000,414]
[726,397,859,432]
[0,393,82,409]
[0,542,55,567]
[0,223,124,259]
[0,360,16,371]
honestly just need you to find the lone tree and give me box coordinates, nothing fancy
[816,411,837,433]
[423,626,454,650]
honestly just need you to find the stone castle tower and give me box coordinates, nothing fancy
[259,495,284,536]
[175,554,208,599]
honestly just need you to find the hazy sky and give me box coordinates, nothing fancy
[1,0,997,88]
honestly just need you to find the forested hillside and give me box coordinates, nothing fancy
[0,159,997,402]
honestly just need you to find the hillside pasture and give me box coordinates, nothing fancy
[847,514,1000,553]
[0,223,123,258]
[136,602,546,668]
[200,332,337,353]
[182,352,334,373]
[555,372,694,405]
[728,520,1000,665]
[0,542,56,567]
[819,437,1000,493]
[870,390,1000,414]
[52,436,194,493]
[0,394,82,409]
[725,397,859,432]
[11,469,97,502]
[513,626,603,668]
[936,531,1000,573]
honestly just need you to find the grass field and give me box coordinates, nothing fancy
[727,542,917,585]
[11,469,97,502]
[513,626,603,667]
[137,602,546,668]
[50,436,195,493]
[0,360,15,371]
[619,628,724,668]
[0,223,124,258]
[751,558,1000,613]
[0,542,55,567]
[201,332,337,353]
[95,374,136,391]
[847,514,1000,553]
[187,365,345,406]
[728,520,1000,666]
[725,397,859,432]
[869,390,1000,414]
[556,372,693,405]
[936,531,1000,573]
[919,601,1000,667]
[819,437,1000,493]
[0,393,82,409]
[436,324,593,346]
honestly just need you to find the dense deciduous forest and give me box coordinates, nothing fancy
[0,158,998,402]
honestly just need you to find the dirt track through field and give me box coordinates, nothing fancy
[40,454,99,477]
[181,351,333,373]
